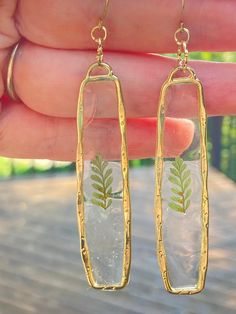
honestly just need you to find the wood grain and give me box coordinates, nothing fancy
[0,168,235,314]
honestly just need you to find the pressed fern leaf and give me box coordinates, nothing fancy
[90,154,113,210]
[168,157,192,213]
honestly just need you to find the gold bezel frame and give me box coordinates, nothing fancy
[155,66,209,295]
[76,62,131,290]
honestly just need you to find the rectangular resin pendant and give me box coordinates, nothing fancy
[76,62,131,290]
[155,67,209,294]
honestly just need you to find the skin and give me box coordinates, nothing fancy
[0,0,236,160]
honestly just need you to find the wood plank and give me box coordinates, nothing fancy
[0,168,236,313]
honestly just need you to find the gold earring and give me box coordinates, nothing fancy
[154,0,209,294]
[76,0,131,290]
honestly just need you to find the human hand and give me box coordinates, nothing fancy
[0,0,236,160]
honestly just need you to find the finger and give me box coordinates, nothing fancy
[9,42,236,119]
[16,0,236,52]
[0,0,19,49]
[0,102,194,160]
[0,48,12,114]
[0,0,20,113]
[0,50,7,98]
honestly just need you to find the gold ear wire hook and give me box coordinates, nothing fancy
[99,0,110,26]
[180,0,185,24]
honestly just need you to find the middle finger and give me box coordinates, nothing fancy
[10,41,236,119]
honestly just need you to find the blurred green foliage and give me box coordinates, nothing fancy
[219,117,236,181]
[190,52,236,181]
[0,52,235,180]
[0,159,75,178]
[189,51,236,62]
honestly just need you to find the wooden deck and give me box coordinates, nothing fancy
[0,167,236,314]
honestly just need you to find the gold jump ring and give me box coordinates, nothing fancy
[91,25,107,43]
[174,26,190,46]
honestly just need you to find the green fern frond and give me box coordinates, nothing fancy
[90,154,113,210]
[168,157,192,213]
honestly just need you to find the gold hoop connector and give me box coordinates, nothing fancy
[90,0,110,65]
[91,25,107,43]
[91,24,107,64]
[174,23,190,46]
[174,22,190,70]
[7,42,20,101]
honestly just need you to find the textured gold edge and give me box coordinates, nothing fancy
[154,66,209,295]
[76,62,131,290]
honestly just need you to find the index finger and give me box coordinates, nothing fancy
[16,0,236,52]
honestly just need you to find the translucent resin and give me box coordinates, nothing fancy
[76,64,131,290]
[155,69,209,294]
